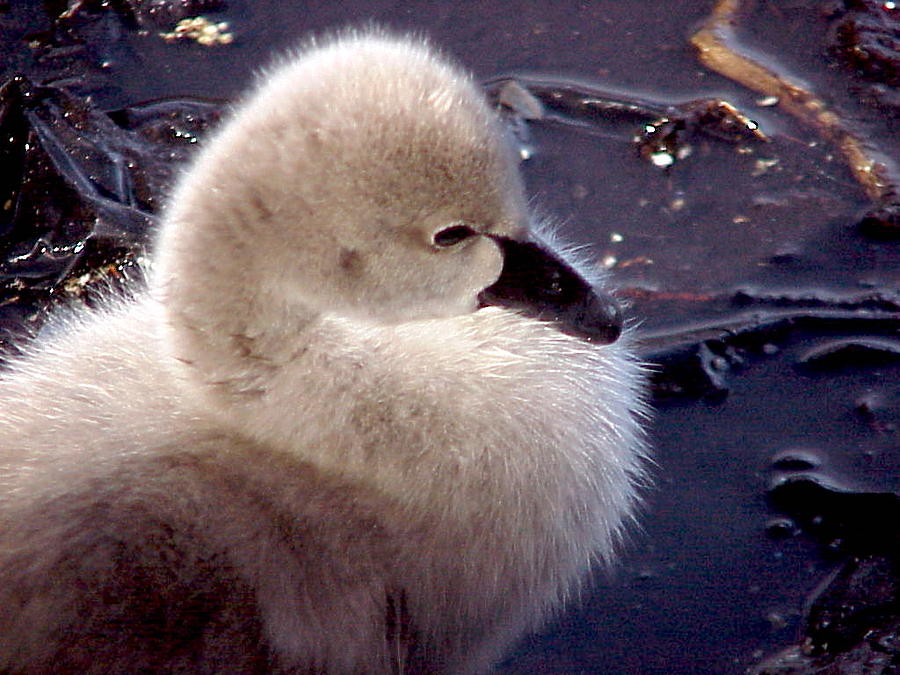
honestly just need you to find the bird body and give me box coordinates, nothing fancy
[0,32,647,674]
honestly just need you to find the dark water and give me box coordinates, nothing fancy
[1,1,897,672]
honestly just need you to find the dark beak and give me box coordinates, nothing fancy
[477,236,622,344]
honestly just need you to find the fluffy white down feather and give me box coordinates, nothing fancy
[0,30,649,674]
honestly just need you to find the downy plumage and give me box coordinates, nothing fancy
[0,31,648,674]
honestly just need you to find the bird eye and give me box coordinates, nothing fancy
[432,224,477,248]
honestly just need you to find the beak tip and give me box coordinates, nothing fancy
[591,295,624,344]
[589,323,622,345]
[563,293,623,345]
[478,236,625,345]
[593,323,622,345]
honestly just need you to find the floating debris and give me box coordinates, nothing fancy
[648,150,674,168]
[495,80,544,120]
[751,157,780,176]
[483,76,765,171]
[56,0,227,32]
[691,0,900,232]
[160,16,233,46]
[637,99,764,168]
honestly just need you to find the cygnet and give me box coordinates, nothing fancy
[0,31,648,674]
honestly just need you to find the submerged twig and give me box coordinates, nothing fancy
[692,0,899,229]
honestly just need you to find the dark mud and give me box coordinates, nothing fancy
[0,1,897,672]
